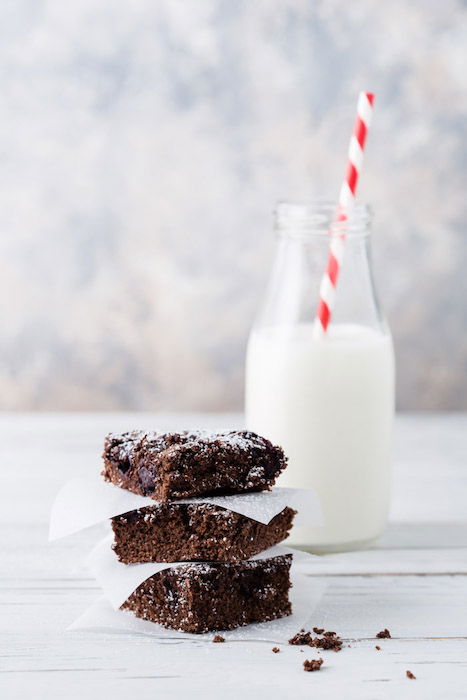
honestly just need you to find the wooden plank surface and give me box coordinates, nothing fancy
[1,412,467,699]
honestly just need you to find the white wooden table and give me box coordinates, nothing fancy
[1,412,467,699]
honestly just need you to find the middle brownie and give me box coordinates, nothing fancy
[111,503,296,563]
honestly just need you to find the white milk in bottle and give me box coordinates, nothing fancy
[245,202,395,551]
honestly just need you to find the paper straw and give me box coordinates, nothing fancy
[313,92,375,338]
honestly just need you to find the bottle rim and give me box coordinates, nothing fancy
[274,200,372,238]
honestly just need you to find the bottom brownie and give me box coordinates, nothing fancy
[121,554,293,633]
[111,504,296,563]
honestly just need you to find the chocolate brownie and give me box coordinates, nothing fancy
[102,429,286,501]
[111,503,296,563]
[121,554,293,633]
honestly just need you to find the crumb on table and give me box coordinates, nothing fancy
[288,629,313,645]
[288,628,342,652]
[376,628,391,639]
[303,658,324,672]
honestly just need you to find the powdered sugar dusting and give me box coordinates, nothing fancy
[107,428,268,457]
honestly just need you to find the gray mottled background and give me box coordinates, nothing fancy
[1,0,466,411]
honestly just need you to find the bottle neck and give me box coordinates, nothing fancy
[275,201,371,239]
[254,202,385,334]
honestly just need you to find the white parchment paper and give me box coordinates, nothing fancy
[49,476,322,540]
[87,535,318,609]
[68,573,327,643]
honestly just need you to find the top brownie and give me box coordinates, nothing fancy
[102,429,287,501]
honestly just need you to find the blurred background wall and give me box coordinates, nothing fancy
[1,0,466,411]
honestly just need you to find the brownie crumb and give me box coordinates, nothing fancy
[272,647,280,653]
[313,627,324,635]
[212,634,225,643]
[289,628,343,652]
[288,629,313,645]
[375,645,381,651]
[406,670,416,680]
[303,658,324,672]
[312,634,343,652]
[376,628,391,639]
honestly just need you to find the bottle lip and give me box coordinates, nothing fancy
[274,200,372,238]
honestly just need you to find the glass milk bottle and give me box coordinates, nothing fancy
[245,202,395,552]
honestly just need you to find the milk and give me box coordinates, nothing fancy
[245,323,395,550]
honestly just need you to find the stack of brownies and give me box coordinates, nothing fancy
[102,428,297,633]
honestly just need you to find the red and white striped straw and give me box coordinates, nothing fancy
[313,92,375,338]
